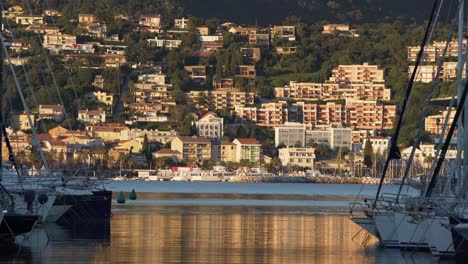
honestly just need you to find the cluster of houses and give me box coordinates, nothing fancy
[407,39,467,83]
[3,4,452,172]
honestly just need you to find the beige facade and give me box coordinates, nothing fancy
[425,108,455,135]
[235,99,395,131]
[78,14,96,24]
[10,113,34,131]
[15,15,43,25]
[278,147,315,169]
[43,33,76,46]
[138,74,166,85]
[329,63,384,84]
[78,109,106,124]
[171,136,212,161]
[345,99,396,130]
[276,47,297,55]
[139,14,161,32]
[407,39,467,62]
[272,26,295,41]
[275,81,391,101]
[186,88,255,111]
[220,141,237,163]
[235,65,256,79]
[92,91,114,106]
[38,104,64,121]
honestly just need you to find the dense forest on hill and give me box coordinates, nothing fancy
[27,0,441,25]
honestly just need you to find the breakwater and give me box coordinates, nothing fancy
[229,176,393,185]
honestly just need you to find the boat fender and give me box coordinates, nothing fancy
[38,194,48,204]
[24,190,36,211]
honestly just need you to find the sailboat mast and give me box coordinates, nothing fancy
[463,1,468,198]
[457,1,466,197]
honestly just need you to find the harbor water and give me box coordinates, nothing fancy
[0,182,451,263]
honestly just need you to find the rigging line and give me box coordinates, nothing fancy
[374,0,441,207]
[0,1,66,170]
[0,31,50,174]
[21,0,92,175]
[33,0,108,179]
[397,4,460,202]
[426,65,468,197]
[0,0,77,173]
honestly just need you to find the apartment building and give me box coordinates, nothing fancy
[147,37,182,49]
[328,63,385,84]
[121,128,178,144]
[275,81,391,101]
[78,14,96,24]
[186,88,255,111]
[407,39,467,62]
[91,91,114,106]
[408,65,437,83]
[278,147,315,169]
[425,108,455,135]
[233,138,261,163]
[213,78,235,89]
[15,15,43,26]
[195,112,224,140]
[274,122,306,147]
[174,18,189,29]
[345,99,396,130]
[272,26,295,41]
[38,104,64,121]
[305,125,352,149]
[235,100,395,131]
[77,109,106,124]
[240,47,261,63]
[139,14,161,32]
[138,74,166,85]
[171,136,212,161]
[323,24,358,37]
[276,47,297,55]
[235,65,256,79]
[184,66,207,82]
[366,136,391,154]
[43,33,76,46]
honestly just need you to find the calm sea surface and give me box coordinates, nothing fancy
[0,182,451,264]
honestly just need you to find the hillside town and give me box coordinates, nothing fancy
[0,4,457,178]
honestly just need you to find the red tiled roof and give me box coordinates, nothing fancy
[177,136,210,144]
[235,138,260,145]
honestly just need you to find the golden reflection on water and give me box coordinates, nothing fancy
[109,209,378,264]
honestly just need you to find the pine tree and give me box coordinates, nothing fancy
[364,139,373,168]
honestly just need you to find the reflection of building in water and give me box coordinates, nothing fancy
[109,211,377,264]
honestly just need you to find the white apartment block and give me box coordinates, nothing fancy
[278,147,315,169]
[147,37,181,49]
[174,18,189,29]
[138,74,166,85]
[366,136,390,154]
[195,112,224,140]
[233,138,261,163]
[274,122,306,147]
[306,125,352,149]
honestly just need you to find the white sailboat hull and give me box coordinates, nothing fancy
[351,216,379,238]
[43,205,73,223]
[394,211,430,249]
[374,212,399,247]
